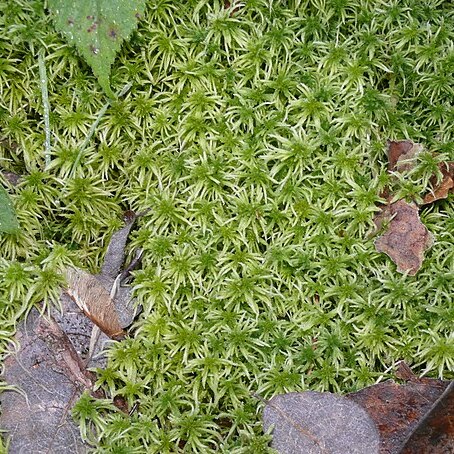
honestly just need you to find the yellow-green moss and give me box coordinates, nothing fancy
[0,0,453,451]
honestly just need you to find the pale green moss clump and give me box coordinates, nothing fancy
[1,0,453,452]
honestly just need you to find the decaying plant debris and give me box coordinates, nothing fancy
[0,213,139,452]
[422,162,454,205]
[263,362,453,454]
[374,199,433,276]
[373,140,452,275]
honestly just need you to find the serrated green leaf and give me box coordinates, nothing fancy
[0,186,19,234]
[48,0,146,97]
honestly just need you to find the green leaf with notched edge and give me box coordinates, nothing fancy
[48,0,146,97]
[0,186,19,234]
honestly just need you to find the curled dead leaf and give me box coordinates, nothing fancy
[374,200,433,275]
[65,268,125,340]
[422,162,454,205]
[100,210,137,280]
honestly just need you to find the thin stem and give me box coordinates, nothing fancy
[38,49,51,168]
[70,82,132,177]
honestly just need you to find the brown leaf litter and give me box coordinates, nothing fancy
[0,211,141,453]
[422,161,454,205]
[374,200,433,276]
[263,362,453,454]
[374,140,452,275]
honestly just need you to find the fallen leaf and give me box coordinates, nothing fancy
[400,382,454,454]
[47,0,146,97]
[372,199,393,233]
[422,162,454,205]
[0,309,92,453]
[395,359,420,382]
[348,364,453,454]
[54,291,109,368]
[0,211,140,451]
[387,140,423,173]
[65,267,125,340]
[0,185,19,234]
[374,199,433,275]
[64,210,139,340]
[262,392,380,454]
[99,210,137,281]
[262,363,453,454]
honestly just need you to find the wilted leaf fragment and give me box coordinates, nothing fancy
[348,369,453,454]
[422,162,454,205]
[48,0,146,97]
[0,186,19,234]
[374,200,433,275]
[387,140,423,173]
[400,382,454,454]
[263,392,380,454]
[65,268,125,339]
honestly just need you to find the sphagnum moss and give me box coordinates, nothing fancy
[0,0,453,451]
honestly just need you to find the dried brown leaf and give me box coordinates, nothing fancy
[372,199,393,233]
[387,140,423,173]
[65,267,125,340]
[422,162,454,205]
[395,360,419,382]
[54,291,110,368]
[374,200,433,275]
[400,382,454,454]
[263,364,453,454]
[348,365,453,454]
